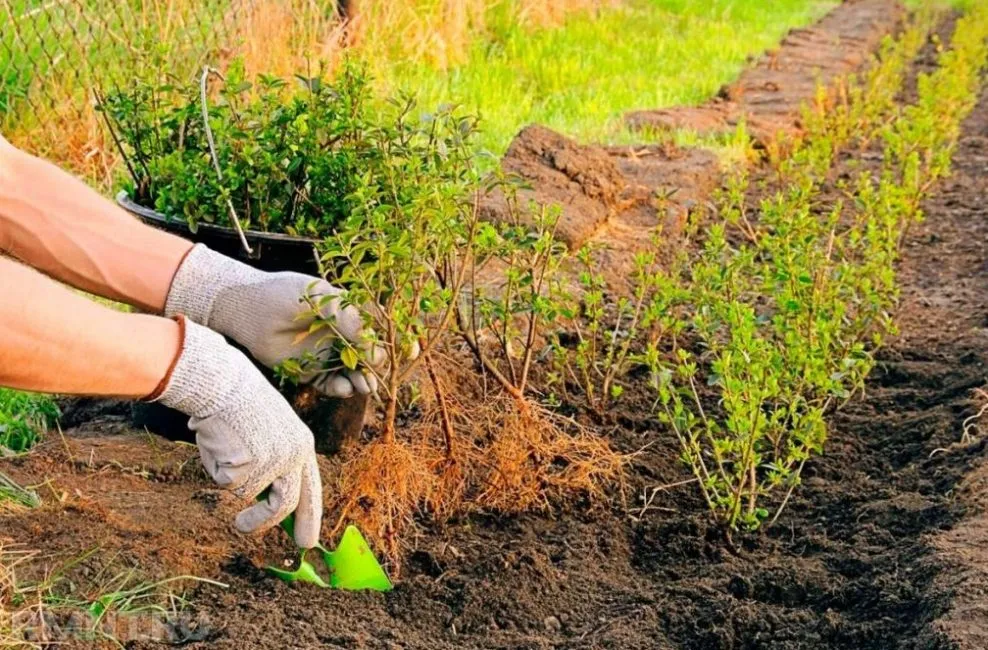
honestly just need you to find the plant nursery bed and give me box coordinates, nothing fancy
[4,3,988,649]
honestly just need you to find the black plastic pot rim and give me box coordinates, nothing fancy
[116,191,320,246]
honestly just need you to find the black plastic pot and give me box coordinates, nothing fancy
[117,192,366,454]
[116,191,322,276]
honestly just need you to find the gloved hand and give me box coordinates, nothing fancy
[164,244,381,398]
[150,317,323,548]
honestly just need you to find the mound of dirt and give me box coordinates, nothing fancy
[479,125,629,250]
[626,0,907,145]
[481,132,722,289]
[588,143,721,288]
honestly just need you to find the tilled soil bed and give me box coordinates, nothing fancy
[4,5,988,650]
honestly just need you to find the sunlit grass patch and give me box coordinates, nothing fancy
[384,0,838,154]
[0,389,58,456]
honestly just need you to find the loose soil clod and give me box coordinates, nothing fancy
[479,125,629,250]
[482,127,723,287]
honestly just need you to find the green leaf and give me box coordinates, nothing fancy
[340,346,360,370]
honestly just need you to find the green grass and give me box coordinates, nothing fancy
[380,0,839,155]
[1,0,37,113]
[4,547,227,646]
[0,388,59,455]
[906,0,976,8]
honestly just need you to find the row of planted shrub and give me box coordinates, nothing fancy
[303,4,988,558]
[102,4,988,560]
[635,5,988,535]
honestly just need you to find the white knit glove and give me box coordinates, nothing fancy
[164,244,381,398]
[152,318,323,548]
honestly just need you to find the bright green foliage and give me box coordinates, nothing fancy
[304,98,486,434]
[0,389,58,509]
[644,6,988,533]
[83,574,227,621]
[468,201,572,398]
[0,471,40,509]
[0,388,59,455]
[2,541,222,646]
[101,61,376,237]
[46,570,227,645]
[547,231,688,413]
[781,8,938,185]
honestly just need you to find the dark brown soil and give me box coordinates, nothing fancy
[3,5,988,650]
[161,48,988,650]
[912,89,988,649]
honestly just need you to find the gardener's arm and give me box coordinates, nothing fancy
[0,255,180,396]
[0,256,322,547]
[0,136,191,313]
[0,136,380,397]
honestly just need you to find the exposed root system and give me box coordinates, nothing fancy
[330,438,434,573]
[476,397,626,513]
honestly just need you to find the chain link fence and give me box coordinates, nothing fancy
[0,0,287,119]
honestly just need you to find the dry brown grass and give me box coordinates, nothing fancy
[347,0,616,71]
[0,545,12,646]
[516,0,616,31]
[3,0,615,189]
[0,543,39,650]
[5,101,120,195]
[227,0,349,79]
[226,0,620,83]
[352,0,489,71]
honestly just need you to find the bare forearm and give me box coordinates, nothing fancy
[0,140,192,313]
[0,256,180,398]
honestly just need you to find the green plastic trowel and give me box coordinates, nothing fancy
[264,513,392,592]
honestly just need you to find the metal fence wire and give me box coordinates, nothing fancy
[0,0,259,118]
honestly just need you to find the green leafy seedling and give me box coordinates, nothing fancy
[263,513,392,592]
